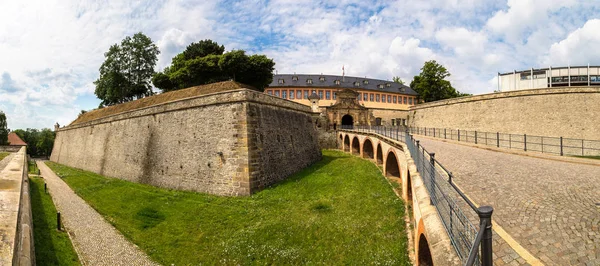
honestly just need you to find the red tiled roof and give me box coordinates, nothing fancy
[7,132,27,146]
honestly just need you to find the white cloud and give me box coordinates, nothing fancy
[545,19,600,66]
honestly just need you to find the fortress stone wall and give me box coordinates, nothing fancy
[409,87,600,140]
[51,85,321,196]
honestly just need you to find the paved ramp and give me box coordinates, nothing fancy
[416,137,600,265]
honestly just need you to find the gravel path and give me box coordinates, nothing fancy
[37,161,159,266]
[417,137,600,266]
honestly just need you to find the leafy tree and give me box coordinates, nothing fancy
[94,32,160,106]
[392,76,404,85]
[0,111,8,145]
[153,40,275,92]
[36,128,55,157]
[410,60,470,102]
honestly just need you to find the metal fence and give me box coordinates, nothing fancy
[409,127,600,157]
[340,125,493,266]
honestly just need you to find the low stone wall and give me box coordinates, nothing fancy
[0,147,35,265]
[338,130,460,265]
[409,87,600,140]
[51,89,321,196]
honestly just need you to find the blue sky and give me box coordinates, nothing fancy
[0,0,599,129]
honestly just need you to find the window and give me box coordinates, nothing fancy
[307,79,313,84]
[370,93,374,101]
[386,83,391,87]
[289,90,294,99]
[551,77,562,83]
[326,91,331,100]
[318,90,324,99]
[319,76,325,82]
[403,97,407,104]
[592,76,599,82]
[363,93,368,101]
[278,79,284,84]
[387,95,391,103]
[391,119,396,126]
[333,92,337,99]
[520,73,531,80]
[408,97,413,105]
[357,93,361,100]
[378,84,384,89]
[296,90,302,99]
[304,90,309,99]
[376,94,380,102]
[363,80,369,84]
[354,81,360,86]
[275,90,280,97]
[282,90,287,99]
[292,76,298,81]
[393,96,397,103]
[267,90,273,95]
[335,80,341,85]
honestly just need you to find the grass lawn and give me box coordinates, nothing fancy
[29,159,39,174]
[573,155,600,160]
[45,150,409,265]
[30,176,81,265]
[0,152,9,161]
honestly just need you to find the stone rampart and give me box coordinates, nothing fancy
[0,146,22,153]
[409,87,600,140]
[0,147,35,265]
[51,89,321,196]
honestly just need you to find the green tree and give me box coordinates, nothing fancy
[94,32,160,106]
[153,40,275,92]
[410,60,470,102]
[36,128,55,157]
[0,111,8,145]
[392,76,404,85]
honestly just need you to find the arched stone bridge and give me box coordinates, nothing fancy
[338,129,600,266]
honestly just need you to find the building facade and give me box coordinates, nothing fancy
[499,65,600,91]
[265,74,419,127]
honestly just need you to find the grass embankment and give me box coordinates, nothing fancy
[46,150,410,265]
[573,155,600,160]
[29,159,39,174]
[30,176,80,265]
[0,152,9,161]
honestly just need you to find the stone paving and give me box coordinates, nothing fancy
[417,137,600,266]
[37,161,158,266]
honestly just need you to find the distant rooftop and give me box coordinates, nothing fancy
[7,132,27,146]
[70,81,252,126]
[269,74,419,96]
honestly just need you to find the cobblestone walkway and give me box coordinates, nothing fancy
[417,137,600,266]
[37,161,159,266]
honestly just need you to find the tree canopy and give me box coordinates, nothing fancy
[410,60,471,102]
[153,39,275,92]
[0,111,8,145]
[13,128,56,157]
[392,76,404,85]
[94,32,160,106]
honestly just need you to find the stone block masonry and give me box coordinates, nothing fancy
[51,82,321,196]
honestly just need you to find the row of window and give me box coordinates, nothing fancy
[550,75,600,83]
[278,77,393,89]
[265,89,415,105]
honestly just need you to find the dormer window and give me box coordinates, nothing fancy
[292,76,298,81]
[386,83,391,87]
[400,88,405,92]
[334,80,341,85]
[319,76,325,82]
[378,84,384,89]
[307,79,313,84]
[363,80,369,84]
[278,79,285,84]
[354,82,360,87]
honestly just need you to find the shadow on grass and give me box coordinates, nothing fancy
[30,177,60,264]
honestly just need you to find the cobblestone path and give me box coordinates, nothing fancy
[417,137,600,266]
[37,161,159,266]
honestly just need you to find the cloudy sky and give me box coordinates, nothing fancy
[0,0,599,129]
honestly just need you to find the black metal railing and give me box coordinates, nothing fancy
[340,125,493,266]
[409,127,600,157]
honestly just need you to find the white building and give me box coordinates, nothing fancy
[498,65,600,91]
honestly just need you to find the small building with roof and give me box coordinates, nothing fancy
[265,74,419,127]
[0,133,27,152]
[498,65,600,91]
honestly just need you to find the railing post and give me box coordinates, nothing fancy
[582,139,584,156]
[560,137,564,156]
[478,206,494,266]
[458,130,460,141]
[475,131,478,144]
[57,212,62,231]
[433,128,436,138]
[429,153,436,205]
[524,134,527,151]
[444,128,447,139]
[425,127,427,136]
[496,132,499,147]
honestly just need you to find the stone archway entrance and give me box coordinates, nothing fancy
[341,114,353,127]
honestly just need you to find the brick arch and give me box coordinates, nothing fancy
[361,138,374,159]
[351,136,360,155]
[338,133,344,149]
[384,149,401,179]
[406,170,413,203]
[376,142,383,164]
[343,135,350,152]
[418,233,433,266]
